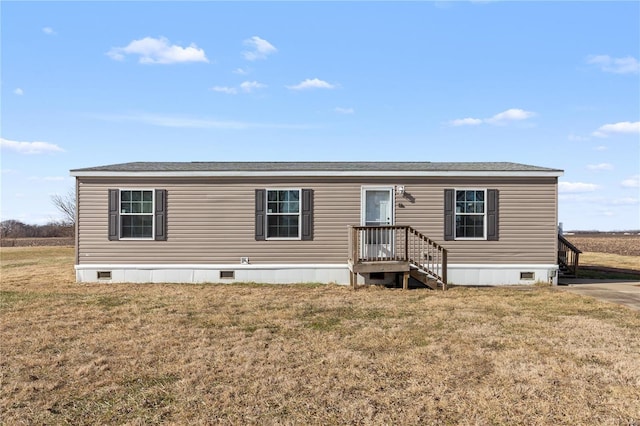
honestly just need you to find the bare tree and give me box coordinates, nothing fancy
[51,188,76,226]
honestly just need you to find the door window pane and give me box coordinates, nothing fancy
[365,190,391,226]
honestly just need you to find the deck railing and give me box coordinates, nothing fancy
[558,234,582,277]
[349,225,447,285]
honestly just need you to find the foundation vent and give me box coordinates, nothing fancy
[220,271,235,279]
[97,271,112,280]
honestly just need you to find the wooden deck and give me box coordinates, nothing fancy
[347,259,410,274]
[348,225,447,290]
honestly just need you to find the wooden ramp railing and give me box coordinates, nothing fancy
[558,234,582,277]
[348,225,447,289]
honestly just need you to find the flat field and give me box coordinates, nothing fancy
[565,234,640,257]
[565,234,640,274]
[1,247,639,425]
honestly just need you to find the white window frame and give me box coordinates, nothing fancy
[454,188,487,241]
[265,188,302,240]
[119,189,155,240]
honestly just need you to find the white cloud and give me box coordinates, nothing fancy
[334,107,354,115]
[558,181,600,193]
[107,36,208,64]
[42,27,56,35]
[558,194,605,203]
[586,54,639,74]
[586,163,613,171]
[568,133,589,142]
[485,108,536,125]
[0,138,64,154]
[612,197,639,205]
[592,121,640,138]
[594,145,608,151]
[210,81,266,94]
[449,117,483,126]
[233,68,249,75]
[448,108,536,126]
[240,81,267,93]
[287,78,336,90]
[598,208,615,217]
[621,175,640,188]
[210,86,238,95]
[242,36,277,61]
[13,88,24,96]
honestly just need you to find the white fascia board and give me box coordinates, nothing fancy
[70,170,564,178]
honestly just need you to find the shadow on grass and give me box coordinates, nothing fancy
[577,266,640,281]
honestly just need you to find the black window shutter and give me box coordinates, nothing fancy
[487,189,499,241]
[155,189,167,241]
[301,189,313,241]
[255,189,266,241]
[444,189,455,241]
[108,189,119,241]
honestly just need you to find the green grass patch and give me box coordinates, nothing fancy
[0,290,43,309]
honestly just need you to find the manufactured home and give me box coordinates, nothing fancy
[70,161,575,287]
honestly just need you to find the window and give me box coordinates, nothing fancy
[266,189,301,239]
[108,189,167,241]
[255,189,313,241]
[120,190,154,238]
[455,190,485,239]
[444,188,498,241]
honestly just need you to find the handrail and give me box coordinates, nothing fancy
[558,234,582,277]
[406,227,447,288]
[348,225,447,288]
[558,234,582,254]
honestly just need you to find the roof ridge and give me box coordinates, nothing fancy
[70,161,563,174]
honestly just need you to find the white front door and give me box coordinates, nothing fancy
[361,187,394,259]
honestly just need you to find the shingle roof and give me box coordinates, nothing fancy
[71,161,562,173]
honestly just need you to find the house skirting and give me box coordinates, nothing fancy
[447,264,559,286]
[75,263,559,286]
[75,264,351,285]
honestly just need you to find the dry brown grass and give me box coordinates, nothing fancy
[565,234,640,274]
[567,234,640,257]
[0,237,75,247]
[2,247,640,425]
[581,252,640,272]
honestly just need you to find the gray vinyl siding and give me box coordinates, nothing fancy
[397,177,558,264]
[76,176,558,265]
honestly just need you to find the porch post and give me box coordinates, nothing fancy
[442,249,448,291]
[404,227,409,261]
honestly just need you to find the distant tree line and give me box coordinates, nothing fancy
[0,189,77,240]
[0,219,74,239]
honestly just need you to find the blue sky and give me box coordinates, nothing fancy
[1,1,639,231]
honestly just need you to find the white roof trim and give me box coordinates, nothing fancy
[71,170,563,178]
